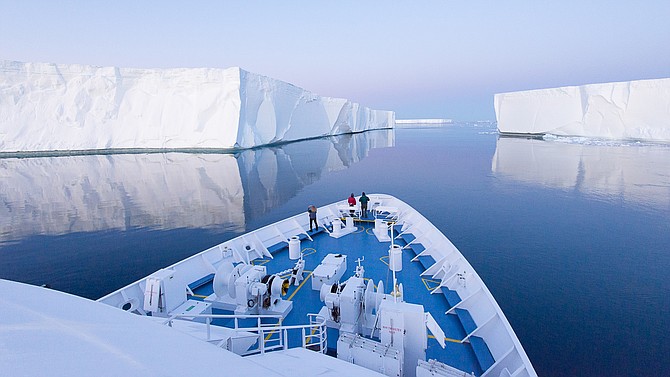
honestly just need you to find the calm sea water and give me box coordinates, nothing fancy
[1,125,669,376]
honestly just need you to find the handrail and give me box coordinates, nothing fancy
[162,313,327,356]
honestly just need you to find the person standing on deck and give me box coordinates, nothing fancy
[359,192,370,218]
[347,193,357,216]
[308,205,318,232]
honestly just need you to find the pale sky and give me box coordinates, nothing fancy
[2,1,669,120]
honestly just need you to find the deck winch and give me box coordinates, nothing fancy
[212,262,292,316]
[318,271,384,336]
[319,276,368,334]
[289,258,305,286]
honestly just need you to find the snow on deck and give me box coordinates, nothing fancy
[0,279,282,376]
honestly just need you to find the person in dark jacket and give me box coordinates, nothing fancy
[359,192,370,218]
[308,205,318,231]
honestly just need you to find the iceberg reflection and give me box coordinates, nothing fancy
[0,130,394,242]
[492,136,670,208]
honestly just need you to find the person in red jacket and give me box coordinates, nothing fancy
[347,193,357,216]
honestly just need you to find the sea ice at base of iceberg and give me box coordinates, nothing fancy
[541,134,669,148]
[0,61,395,153]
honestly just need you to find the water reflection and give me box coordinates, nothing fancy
[0,130,394,242]
[492,136,670,208]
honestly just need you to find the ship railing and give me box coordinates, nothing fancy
[162,313,327,356]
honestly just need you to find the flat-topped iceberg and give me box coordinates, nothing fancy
[0,61,394,152]
[494,78,670,142]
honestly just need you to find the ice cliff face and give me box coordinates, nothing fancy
[494,78,670,141]
[0,61,394,152]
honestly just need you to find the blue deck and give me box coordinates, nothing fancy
[189,221,492,376]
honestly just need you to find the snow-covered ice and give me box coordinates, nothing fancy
[0,61,394,152]
[494,78,670,142]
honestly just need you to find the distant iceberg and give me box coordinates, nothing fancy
[494,78,670,142]
[395,119,452,124]
[394,119,453,128]
[0,61,395,153]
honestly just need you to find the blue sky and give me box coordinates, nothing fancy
[2,1,669,120]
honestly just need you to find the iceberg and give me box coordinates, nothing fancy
[494,78,670,142]
[0,61,394,153]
